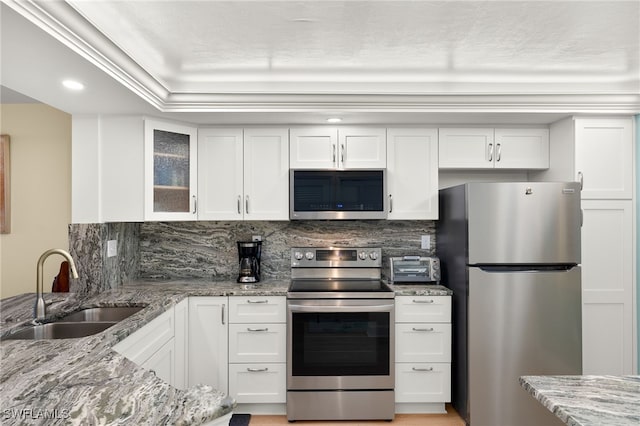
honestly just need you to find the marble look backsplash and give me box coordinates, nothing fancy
[68,223,140,294]
[139,220,436,281]
[69,220,436,292]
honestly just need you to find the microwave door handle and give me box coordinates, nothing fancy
[288,303,393,313]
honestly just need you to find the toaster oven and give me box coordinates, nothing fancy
[389,256,440,283]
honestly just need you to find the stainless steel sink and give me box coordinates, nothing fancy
[2,322,117,340]
[57,306,144,322]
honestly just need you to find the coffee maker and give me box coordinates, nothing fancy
[237,241,262,283]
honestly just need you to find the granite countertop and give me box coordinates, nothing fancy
[519,375,640,426]
[0,279,452,425]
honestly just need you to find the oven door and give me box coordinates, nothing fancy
[287,298,395,390]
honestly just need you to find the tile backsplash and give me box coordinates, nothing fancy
[70,220,435,293]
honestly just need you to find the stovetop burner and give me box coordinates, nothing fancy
[288,279,395,299]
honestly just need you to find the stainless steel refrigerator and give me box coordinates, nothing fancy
[437,182,582,426]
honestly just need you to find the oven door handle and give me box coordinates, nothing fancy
[288,303,394,313]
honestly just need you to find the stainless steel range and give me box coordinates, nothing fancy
[286,247,395,422]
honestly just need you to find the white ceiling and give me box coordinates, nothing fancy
[1,0,639,125]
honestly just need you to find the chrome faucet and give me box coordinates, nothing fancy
[35,249,79,320]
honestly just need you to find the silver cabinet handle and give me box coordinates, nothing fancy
[247,299,268,304]
[412,299,434,304]
[488,143,494,162]
[237,196,242,214]
[412,367,434,372]
[332,144,336,165]
[247,367,269,372]
[247,327,269,332]
[341,143,345,165]
[412,327,435,332]
[496,143,501,162]
[149,369,157,376]
[389,194,393,213]
[192,195,197,214]
[577,171,583,190]
[221,303,225,325]
[245,195,249,215]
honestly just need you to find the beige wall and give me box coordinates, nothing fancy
[0,104,71,299]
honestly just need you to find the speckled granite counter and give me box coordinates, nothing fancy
[0,279,451,425]
[519,375,640,426]
[0,279,289,425]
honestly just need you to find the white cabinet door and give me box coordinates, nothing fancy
[290,127,338,168]
[198,128,244,220]
[113,308,174,365]
[494,128,549,169]
[243,128,290,220]
[144,119,198,221]
[228,323,286,363]
[396,323,452,363]
[575,118,634,199]
[387,128,438,220]
[338,127,386,169]
[228,363,287,403]
[395,363,451,403]
[174,299,189,390]
[188,297,228,392]
[228,296,287,323]
[438,128,494,169]
[581,200,634,375]
[290,127,386,169]
[198,128,289,220]
[142,337,175,385]
[395,296,451,323]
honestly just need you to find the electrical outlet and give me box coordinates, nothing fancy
[421,235,431,250]
[107,240,117,257]
[252,235,262,242]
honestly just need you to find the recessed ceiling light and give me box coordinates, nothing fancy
[62,79,85,91]
[326,118,342,123]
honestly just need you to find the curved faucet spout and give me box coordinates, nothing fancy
[35,249,79,320]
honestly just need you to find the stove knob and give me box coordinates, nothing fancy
[369,251,379,260]
[294,251,304,260]
[305,251,315,260]
[358,251,367,260]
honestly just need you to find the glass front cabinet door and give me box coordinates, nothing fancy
[144,119,198,221]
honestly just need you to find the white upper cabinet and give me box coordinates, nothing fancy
[575,118,633,199]
[387,128,439,220]
[198,128,289,220]
[438,128,494,169]
[493,128,549,169]
[144,119,198,221]
[290,127,386,169]
[439,127,549,170]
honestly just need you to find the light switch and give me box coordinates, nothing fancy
[421,235,431,250]
[107,240,117,257]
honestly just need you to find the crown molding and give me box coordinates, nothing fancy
[5,0,640,115]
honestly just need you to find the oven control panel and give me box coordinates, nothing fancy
[291,247,382,268]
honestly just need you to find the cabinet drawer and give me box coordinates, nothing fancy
[395,296,451,323]
[113,308,174,365]
[229,323,286,363]
[395,363,451,403]
[229,296,286,323]
[228,363,286,403]
[396,323,452,363]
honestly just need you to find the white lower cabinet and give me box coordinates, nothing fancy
[228,296,287,407]
[395,295,452,412]
[188,297,228,392]
[113,306,176,386]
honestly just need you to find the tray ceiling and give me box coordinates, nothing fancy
[2,0,639,122]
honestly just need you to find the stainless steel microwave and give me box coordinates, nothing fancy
[290,169,387,220]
